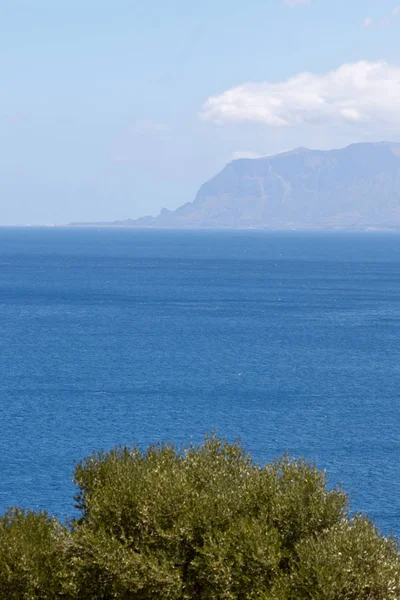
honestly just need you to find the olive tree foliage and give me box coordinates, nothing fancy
[0,508,70,599]
[0,434,399,599]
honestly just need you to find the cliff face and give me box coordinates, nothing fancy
[79,141,400,229]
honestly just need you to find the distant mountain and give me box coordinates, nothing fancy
[75,142,400,229]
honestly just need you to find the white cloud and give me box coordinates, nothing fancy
[200,61,400,131]
[231,151,263,160]
[281,0,311,6]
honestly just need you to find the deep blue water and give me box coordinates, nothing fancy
[1,228,400,535]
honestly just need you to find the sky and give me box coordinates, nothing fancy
[1,0,400,225]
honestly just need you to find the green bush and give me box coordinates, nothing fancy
[0,434,399,599]
[278,516,400,599]
[0,508,69,599]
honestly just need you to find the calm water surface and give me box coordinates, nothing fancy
[1,228,400,534]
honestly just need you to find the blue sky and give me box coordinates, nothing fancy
[1,0,400,224]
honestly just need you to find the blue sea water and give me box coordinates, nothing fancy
[1,227,400,535]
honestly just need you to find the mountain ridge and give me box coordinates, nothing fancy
[71,141,400,230]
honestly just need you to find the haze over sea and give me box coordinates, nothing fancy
[1,228,400,535]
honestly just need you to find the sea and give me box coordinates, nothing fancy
[1,227,400,535]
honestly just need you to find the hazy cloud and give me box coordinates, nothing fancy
[231,151,264,160]
[362,16,373,29]
[362,6,400,29]
[281,0,311,6]
[131,118,171,135]
[201,61,400,130]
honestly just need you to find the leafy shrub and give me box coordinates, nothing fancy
[0,434,399,599]
[278,516,400,599]
[0,508,69,599]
